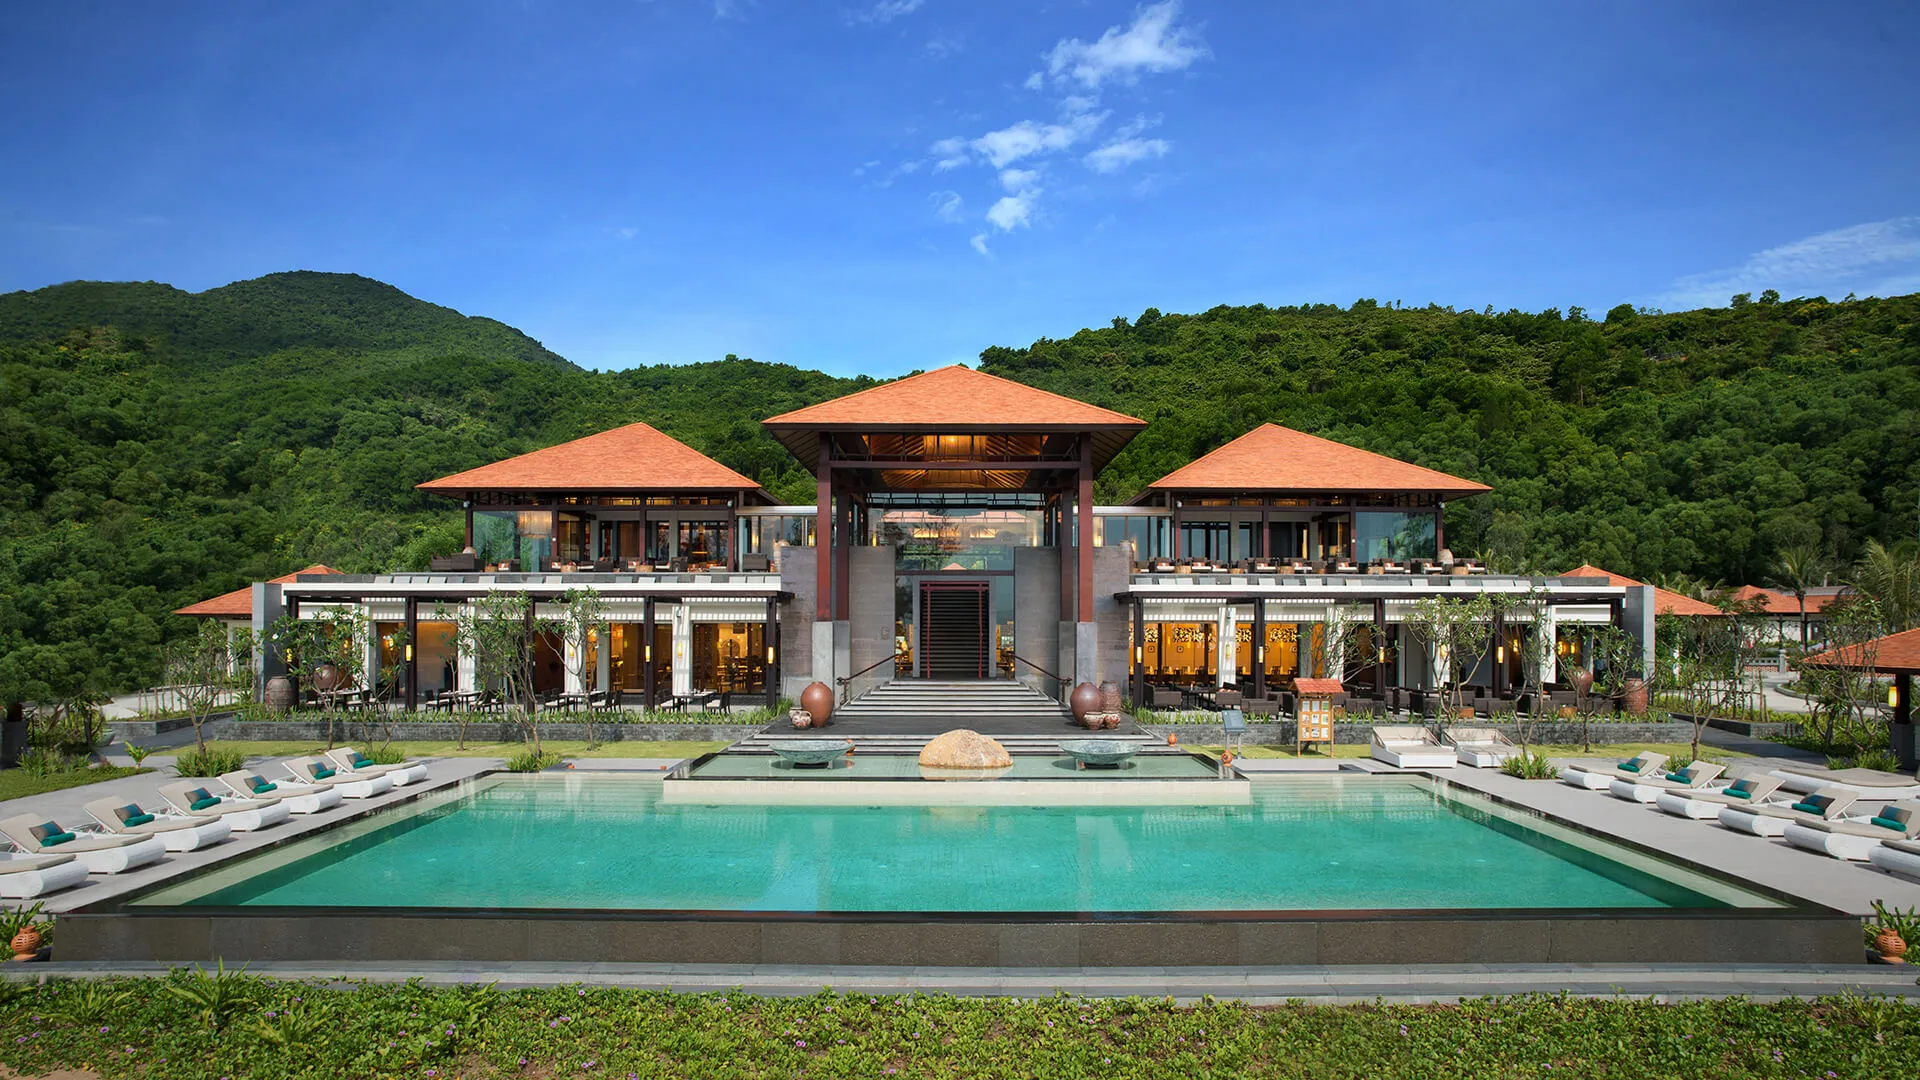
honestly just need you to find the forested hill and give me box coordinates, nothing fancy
[1,270,1916,701]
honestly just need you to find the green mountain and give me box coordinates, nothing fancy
[1,271,1916,703]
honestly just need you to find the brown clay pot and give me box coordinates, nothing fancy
[800,682,834,727]
[1097,681,1122,713]
[1102,714,1121,730]
[1623,676,1649,715]
[10,926,41,962]
[1069,682,1100,722]
[1166,733,1179,746]
[312,662,344,692]
[1876,929,1908,962]
[263,676,296,713]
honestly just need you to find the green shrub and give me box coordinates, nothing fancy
[1499,751,1560,779]
[1828,747,1901,773]
[1866,899,1920,949]
[172,747,250,777]
[503,748,557,772]
[357,744,408,765]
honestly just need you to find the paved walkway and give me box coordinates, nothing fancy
[22,960,1920,1002]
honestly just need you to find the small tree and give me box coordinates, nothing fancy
[1404,594,1497,723]
[267,607,371,749]
[1578,623,1645,754]
[1797,594,1886,755]
[556,588,611,747]
[441,592,554,753]
[164,621,243,755]
[1504,590,1557,757]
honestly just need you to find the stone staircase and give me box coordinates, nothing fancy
[737,679,1178,754]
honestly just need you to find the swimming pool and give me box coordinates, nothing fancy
[130,773,1775,913]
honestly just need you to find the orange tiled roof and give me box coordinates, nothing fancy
[416,421,761,494]
[1562,565,1724,617]
[174,564,341,618]
[1803,626,1920,675]
[1293,677,1346,695]
[1146,424,1492,498]
[763,365,1145,429]
[1727,584,1843,616]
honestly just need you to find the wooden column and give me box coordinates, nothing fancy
[1434,504,1446,556]
[1897,673,1912,726]
[765,595,780,709]
[404,596,419,713]
[522,596,536,714]
[1252,598,1266,701]
[833,493,853,620]
[463,504,473,550]
[1077,438,1094,623]
[1491,607,1506,699]
[642,597,656,711]
[1059,488,1075,619]
[1132,598,1146,706]
[1372,597,1387,699]
[815,434,832,621]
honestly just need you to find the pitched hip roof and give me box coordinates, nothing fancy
[762,364,1146,471]
[1141,423,1492,498]
[416,421,763,495]
[1802,625,1920,676]
[174,564,341,618]
[1562,564,1724,617]
[1727,584,1845,616]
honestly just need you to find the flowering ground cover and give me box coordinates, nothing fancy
[1,973,1915,1079]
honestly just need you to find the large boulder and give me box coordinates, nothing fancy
[917,729,1012,770]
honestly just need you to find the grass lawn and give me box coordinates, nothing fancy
[191,738,730,762]
[0,979,1911,1079]
[1192,741,1754,762]
[0,764,152,802]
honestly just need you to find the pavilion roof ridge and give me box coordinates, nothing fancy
[761,364,1146,429]
[416,420,766,495]
[1141,422,1492,499]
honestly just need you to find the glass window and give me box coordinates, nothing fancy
[555,513,591,564]
[678,521,728,567]
[691,623,765,694]
[472,510,552,570]
[1353,512,1437,562]
[873,507,1043,572]
[1179,520,1229,561]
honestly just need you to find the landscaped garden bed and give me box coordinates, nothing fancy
[0,976,1913,1079]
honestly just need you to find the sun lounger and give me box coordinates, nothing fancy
[1868,836,1920,882]
[84,797,231,851]
[282,755,395,798]
[0,814,167,874]
[324,747,428,786]
[1770,764,1920,800]
[1369,725,1457,769]
[1559,751,1670,790]
[1654,774,1787,819]
[1783,800,1920,860]
[0,853,89,898]
[1442,726,1519,768]
[1609,761,1726,803]
[217,770,343,815]
[1717,787,1861,837]
[157,782,290,832]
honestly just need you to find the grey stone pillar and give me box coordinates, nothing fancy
[251,582,286,703]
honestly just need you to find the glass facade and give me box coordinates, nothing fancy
[739,513,818,555]
[472,510,554,570]
[1353,511,1438,562]
[872,507,1044,572]
[1094,514,1171,560]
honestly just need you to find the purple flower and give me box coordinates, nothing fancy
[796,1040,806,1048]
[550,1021,560,1028]
[1400,1025,1408,1036]
[426,1072,437,1078]
[98,1026,110,1034]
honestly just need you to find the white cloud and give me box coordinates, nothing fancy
[924,34,961,59]
[930,190,965,223]
[986,191,1037,231]
[844,0,924,26]
[616,226,638,240]
[711,0,750,20]
[967,111,1106,169]
[1660,217,1920,307]
[1043,1,1207,88]
[1084,136,1169,173]
[1023,71,1045,91]
[970,233,991,256]
[930,136,970,171]
[999,168,1040,193]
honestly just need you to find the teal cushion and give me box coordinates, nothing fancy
[311,765,336,780]
[1664,772,1689,783]
[123,812,155,827]
[189,796,221,811]
[40,831,77,847]
[1871,816,1906,832]
[350,753,372,768]
[1791,800,1823,814]
[1723,788,1751,800]
[249,780,277,793]
[1618,760,1642,773]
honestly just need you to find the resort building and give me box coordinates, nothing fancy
[206,366,1656,711]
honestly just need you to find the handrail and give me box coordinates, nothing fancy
[837,652,907,704]
[1009,653,1070,701]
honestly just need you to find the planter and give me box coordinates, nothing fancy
[1097,682,1123,713]
[312,662,344,692]
[10,926,41,962]
[1623,677,1649,715]
[1069,683,1100,722]
[1875,930,1908,963]
[263,676,296,713]
[789,709,813,730]
[800,682,834,727]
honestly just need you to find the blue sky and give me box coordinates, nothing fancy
[2,1,1916,377]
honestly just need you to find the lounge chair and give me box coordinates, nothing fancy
[84,797,231,851]
[0,853,90,899]
[324,747,428,786]
[1443,726,1518,768]
[281,756,394,798]
[1608,761,1727,803]
[1717,787,1861,837]
[1867,836,1920,882]
[217,770,343,815]
[1783,800,1920,860]
[1769,763,1920,800]
[157,781,290,832]
[1653,774,1788,820]
[1370,725,1457,769]
[0,815,166,875]
[1559,751,1670,791]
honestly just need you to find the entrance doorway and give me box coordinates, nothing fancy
[919,581,989,679]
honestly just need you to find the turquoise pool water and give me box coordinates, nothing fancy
[133,775,1772,912]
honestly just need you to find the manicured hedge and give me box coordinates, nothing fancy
[1,974,1914,1079]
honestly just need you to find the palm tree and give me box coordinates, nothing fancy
[1849,540,1920,633]
[1767,543,1831,648]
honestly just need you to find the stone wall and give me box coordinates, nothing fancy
[1012,548,1060,693]
[778,545,817,696]
[1138,719,1701,745]
[208,719,763,743]
[847,546,896,698]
